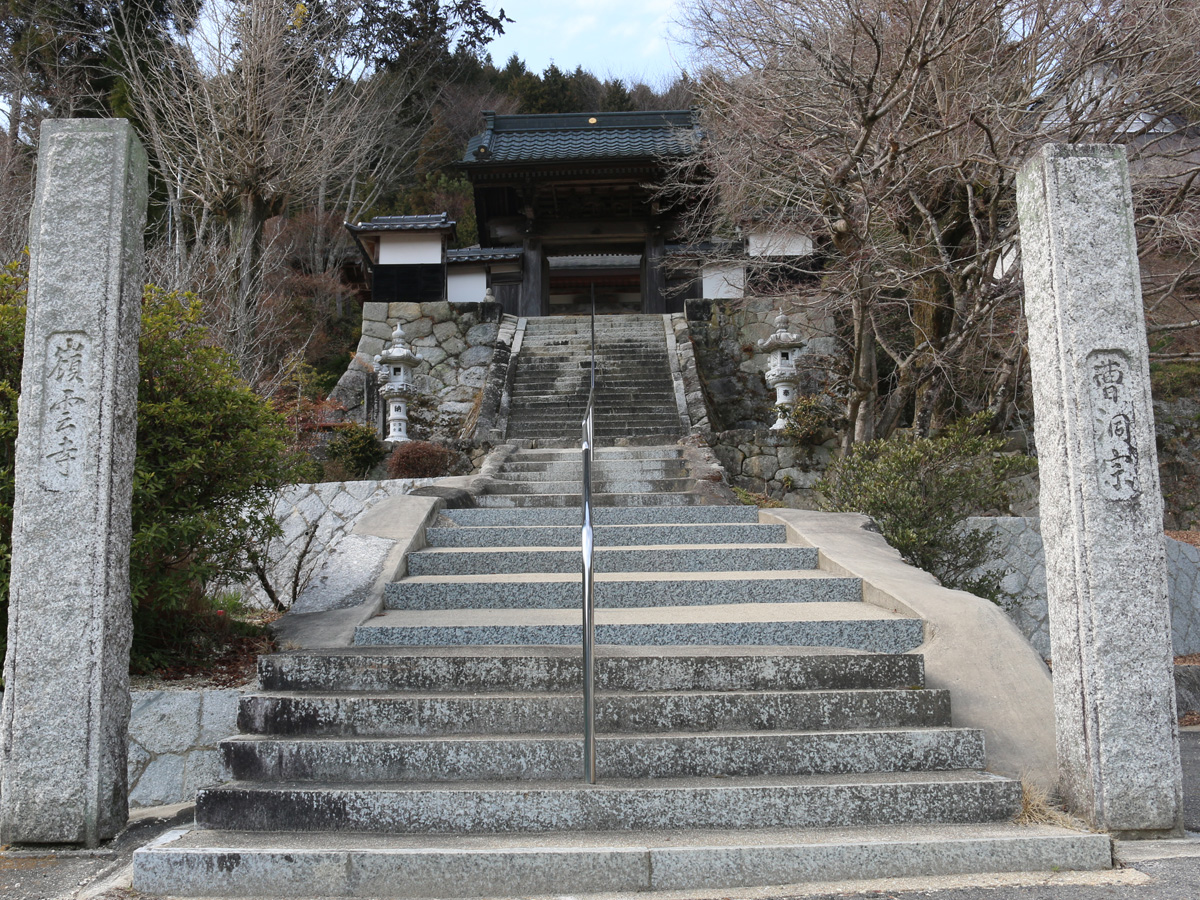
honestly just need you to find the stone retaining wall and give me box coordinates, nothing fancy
[707,428,837,507]
[967,516,1200,658]
[235,478,435,614]
[127,688,243,809]
[329,300,504,440]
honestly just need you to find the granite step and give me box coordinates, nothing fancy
[474,491,702,508]
[440,505,755,526]
[498,448,686,462]
[485,478,696,496]
[222,727,987,782]
[238,687,951,737]
[255,648,929,694]
[134,823,1112,899]
[354,603,924,651]
[405,545,819,577]
[423,522,788,548]
[193,771,1023,835]
[384,570,854,608]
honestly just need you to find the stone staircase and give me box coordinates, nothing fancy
[504,315,684,441]
[479,445,704,508]
[134,471,1111,896]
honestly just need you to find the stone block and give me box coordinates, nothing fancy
[1,120,147,846]
[743,454,779,481]
[420,301,453,323]
[1017,143,1182,835]
[362,302,388,322]
[128,755,186,809]
[433,320,459,342]
[459,365,488,388]
[466,322,500,346]
[390,302,422,321]
[459,345,494,368]
[362,320,394,341]
[440,336,467,357]
[198,691,241,746]
[421,346,448,367]
[404,317,433,339]
[129,692,201,755]
[292,534,396,614]
[357,335,385,358]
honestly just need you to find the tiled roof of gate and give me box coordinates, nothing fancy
[462,111,700,165]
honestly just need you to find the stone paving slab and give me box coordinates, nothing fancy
[132,822,1112,899]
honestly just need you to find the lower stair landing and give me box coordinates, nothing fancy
[138,822,1110,898]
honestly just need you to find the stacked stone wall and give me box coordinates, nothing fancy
[126,689,242,809]
[707,428,836,507]
[330,300,504,441]
[232,478,437,614]
[967,516,1200,659]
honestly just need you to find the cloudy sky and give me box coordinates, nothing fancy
[482,0,691,86]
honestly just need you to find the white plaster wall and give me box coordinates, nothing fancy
[448,267,487,303]
[378,232,442,264]
[702,264,745,299]
[746,231,814,258]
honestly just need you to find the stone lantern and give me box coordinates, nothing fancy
[374,322,422,442]
[758,313,807,430]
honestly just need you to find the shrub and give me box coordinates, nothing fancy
[387,440,458,478]
[817,414,1035,600]
[325,423,386,479]
[130,287,302,669]
[781,395,835,445]
[0,276,301,671]
[0,260,27,656]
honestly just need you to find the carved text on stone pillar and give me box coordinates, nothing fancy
[39,331,90,491]
[1088,349,1141,501]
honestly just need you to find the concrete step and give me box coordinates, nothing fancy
[484,478,694,495]
[238,687,952,737]
[495,464,690,481]
[474,491,701,508]
[355,603,923,651]
[193,771,1022,834]
[134,823,1112,898]
[255,648,929,694]
[222,727,986,782]
[405,545,819,577]
[441,505,756,526]
[423,522,788,548]
[385,570,853,608]
[502,448,686,462]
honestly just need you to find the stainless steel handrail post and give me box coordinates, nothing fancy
[581,285,597,784]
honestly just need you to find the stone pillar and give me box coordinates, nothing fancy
[1017,143,1182,837]
[0,120,147,846]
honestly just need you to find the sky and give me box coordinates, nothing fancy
[482,0,690,87]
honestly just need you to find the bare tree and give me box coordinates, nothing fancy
[113,0,459,384]
[676,0,1200,450]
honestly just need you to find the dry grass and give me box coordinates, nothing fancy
[1014,780,1090,829]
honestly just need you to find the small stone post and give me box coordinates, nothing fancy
[1017,143,1183,837]
[0,120,147,846]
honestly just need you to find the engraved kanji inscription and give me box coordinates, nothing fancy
[39,332,90,491]
[1087,349,1141,501]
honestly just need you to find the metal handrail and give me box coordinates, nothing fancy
[581,285,597,784]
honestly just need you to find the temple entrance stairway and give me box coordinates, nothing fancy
[504,314,685,441]
[134,451,1112,896]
